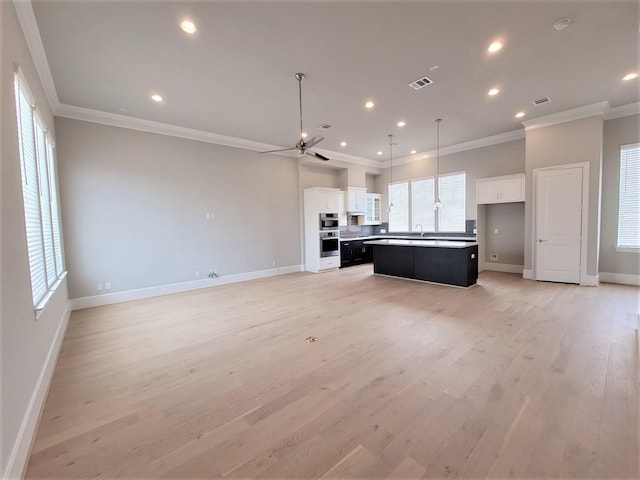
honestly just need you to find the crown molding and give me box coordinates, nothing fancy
[522,101,610,131]
[13,0,60,111]
[604,102,640,120]
[386,129,525,168]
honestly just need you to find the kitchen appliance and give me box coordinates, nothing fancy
[319,213,339,231]
[320,231,340,257]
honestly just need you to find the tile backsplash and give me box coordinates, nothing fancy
[339,219,476,239]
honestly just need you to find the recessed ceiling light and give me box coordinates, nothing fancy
[411,150,417,154]
[301,132,308,138]
[515,111,525,118]
[623,72,638,81]
[180,20,197,34]
[397,121,406,127]
[377,151,383,155]
[365,101,375,109]
[151,94,163,102]
[340,141,347,147]
[488,88,500,96]
[488,41,503,53]
[553,18,571,31]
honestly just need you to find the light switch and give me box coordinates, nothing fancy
[494,228,499,234]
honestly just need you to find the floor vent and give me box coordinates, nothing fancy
[409,76,434,90]
[533,97,551,106]
[317,123,332,129]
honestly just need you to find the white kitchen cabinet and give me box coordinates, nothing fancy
[476,173,525,204]
[364,193,381,225]
[347,187,367,213]
[338,191,347,227]
[310,187,340,213]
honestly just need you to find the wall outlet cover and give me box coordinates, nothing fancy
[490,254,499,261]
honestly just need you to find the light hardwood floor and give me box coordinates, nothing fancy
[25,267,639,479]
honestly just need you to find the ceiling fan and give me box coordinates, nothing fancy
[262,73,330,161]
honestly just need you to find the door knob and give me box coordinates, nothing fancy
[538,239,547,243]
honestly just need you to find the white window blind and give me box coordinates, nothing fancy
[14,72,65,309]
[411,178,435,232]
[388,181,409,232]
[617,144,640,249]
[438,172,466,232]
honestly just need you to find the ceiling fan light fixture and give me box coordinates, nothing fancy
[180,19,197,34]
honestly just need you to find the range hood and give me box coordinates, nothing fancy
[347,211,366,216]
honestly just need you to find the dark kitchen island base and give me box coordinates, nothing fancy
[365,240,478,287]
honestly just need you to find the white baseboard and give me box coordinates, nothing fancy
[70,264,304,310]
[483,263,524,274]
[3,303,71,480]
[522,269,534,280]
[599,272,640,286]
[581,274,599,287]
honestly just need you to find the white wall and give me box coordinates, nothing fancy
[600,114,640,276]
[56,118,302,300]
[1,2,70,477]
[524,115,603,277]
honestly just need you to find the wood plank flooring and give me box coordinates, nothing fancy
[25,267,639,479]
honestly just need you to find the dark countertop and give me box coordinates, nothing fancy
[364,239,478,248]
[341,235,476,242]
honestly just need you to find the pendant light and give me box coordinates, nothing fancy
[434,118,442,210]
[387,134,396,213]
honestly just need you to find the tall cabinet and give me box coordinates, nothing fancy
[304,188,341,273]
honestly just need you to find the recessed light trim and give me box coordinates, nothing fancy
[411,150,417,154]
[397,121,406,127]
[365,101,375,109]
[377,151,383,155]
[340,141,347,147]
[488,41,503,53]
[151,94,163,102]
[488,88,500,96]
[180,20,197,34]
[623,72,638,81]
[301,132,308,138]
[515,111,525,118]
[553,18,571,31]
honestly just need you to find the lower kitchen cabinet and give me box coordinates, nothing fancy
[340,240,374,268]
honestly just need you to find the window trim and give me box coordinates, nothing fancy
[616,142,640,252]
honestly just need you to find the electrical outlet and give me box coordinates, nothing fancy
[105,282,112,290]
[272,260,276,266]
[96,283,103,292]
[213,268,218,275]
[205,213,210,220]
[380,229,387,233]
[195,270,201,278]
[490,254,499,261]
[210,212,214,220]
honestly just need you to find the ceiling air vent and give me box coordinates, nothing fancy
[409,76,434,90]
[533,97,551,106]
[317,123,332,129]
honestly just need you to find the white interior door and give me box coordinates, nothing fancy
[534,166,583,283]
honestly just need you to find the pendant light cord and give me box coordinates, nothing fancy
[435,118,442,208]
[388,134,395,212]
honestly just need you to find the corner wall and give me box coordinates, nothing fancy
[1,2,70,477]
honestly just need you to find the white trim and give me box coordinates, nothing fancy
[605,102,640,120]
[522,269,534,280]
[3,302,71,480]
[483,263,524,274]
[12,0,60,111]
[532,162,590,286]
[389,129,525,167]
[522,102,609,131]
[582,274,600,287]
[70,265,304,310]
[616,247,640,253]
[599,272,640,286]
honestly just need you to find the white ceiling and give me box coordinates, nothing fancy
[32,0,639,162]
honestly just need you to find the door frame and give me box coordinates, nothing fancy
[532,162,590,285]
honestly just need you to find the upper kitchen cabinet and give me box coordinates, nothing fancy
[365,193,381,225]
[338,191,347,227]
[347,187,367,213]
[305,187,340,213]
[476,173,525,204]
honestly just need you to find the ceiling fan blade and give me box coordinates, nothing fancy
[305,136,324,149]
[261,147,296,154]
[308,151,330,161]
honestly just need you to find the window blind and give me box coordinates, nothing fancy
[411,178,435,232]
[618,144,640,249]
[438,172,466,232]
[14,72,65,309]
[388,181,409,232]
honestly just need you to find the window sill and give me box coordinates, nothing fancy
[616,247,640,253]
[35,271,68,319]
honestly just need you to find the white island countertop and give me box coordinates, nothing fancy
[341,235,476,242]
[364,239,478,248]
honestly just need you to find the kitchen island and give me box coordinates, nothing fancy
[364,239,478,287]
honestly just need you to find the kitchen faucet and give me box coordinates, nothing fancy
[415,224,425,237]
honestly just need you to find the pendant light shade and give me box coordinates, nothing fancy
[434,118,442,211]
[388,134,396,213]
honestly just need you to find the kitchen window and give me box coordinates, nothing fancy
[617,143,640,251]
[390,172,466,233]
[14,70,65,310]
